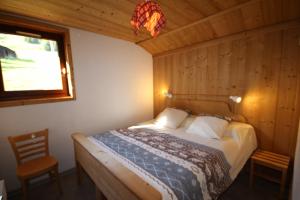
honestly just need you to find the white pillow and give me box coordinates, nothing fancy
[179,115,196,129]
[154,108,188,129]
[186,116,229,139]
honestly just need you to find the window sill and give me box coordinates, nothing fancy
[0,96,76,108]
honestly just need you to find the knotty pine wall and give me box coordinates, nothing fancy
[153,21,300,157]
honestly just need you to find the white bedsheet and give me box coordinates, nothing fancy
[129,120,257,179]
[88,119,257,200]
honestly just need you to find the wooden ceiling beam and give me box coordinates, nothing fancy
[136,0,260,45]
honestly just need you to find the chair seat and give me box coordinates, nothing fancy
[17,156,58,179]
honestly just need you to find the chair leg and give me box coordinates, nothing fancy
[54,166,63,195]
[48,171,55,181]
[20,179,28,200]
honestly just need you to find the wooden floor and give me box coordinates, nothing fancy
[8,168,288,200]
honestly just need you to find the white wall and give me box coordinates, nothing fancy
[293,119,300,200]
[0,28,153,191]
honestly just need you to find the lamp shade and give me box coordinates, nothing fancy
[131,0,166,37]
[163,91,173,98]
[229,96,242,103]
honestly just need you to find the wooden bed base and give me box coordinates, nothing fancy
[72,99,239,200]
[72,133,161,200]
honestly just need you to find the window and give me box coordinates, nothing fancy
[0,15,75,107]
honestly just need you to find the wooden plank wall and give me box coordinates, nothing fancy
[153,21,300,157]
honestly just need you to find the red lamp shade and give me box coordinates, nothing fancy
[131,0,166,37]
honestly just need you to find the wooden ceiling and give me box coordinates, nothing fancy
[0,0,299,55]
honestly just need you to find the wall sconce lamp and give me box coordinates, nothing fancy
[229,96,242,114]
[229,96,242,103]
[163,91,173,98]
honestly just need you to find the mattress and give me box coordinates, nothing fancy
[88,118,257,200]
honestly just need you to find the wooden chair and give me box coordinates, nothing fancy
[8,129,62,199]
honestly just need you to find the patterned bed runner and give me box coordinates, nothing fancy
[91,128,232,200]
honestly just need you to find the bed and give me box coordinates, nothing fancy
[72,98,257,200]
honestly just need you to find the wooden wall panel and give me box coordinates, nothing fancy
[153,22,300,157]
[273,27,300,154]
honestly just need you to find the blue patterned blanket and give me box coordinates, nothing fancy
[91,128,232,200]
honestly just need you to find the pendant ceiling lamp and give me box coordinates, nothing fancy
[131,0,166,37]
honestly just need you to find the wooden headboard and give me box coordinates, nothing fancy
[154,93,245,122]
[163,93,232,114]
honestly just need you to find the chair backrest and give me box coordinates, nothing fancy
[8,129,49,165]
